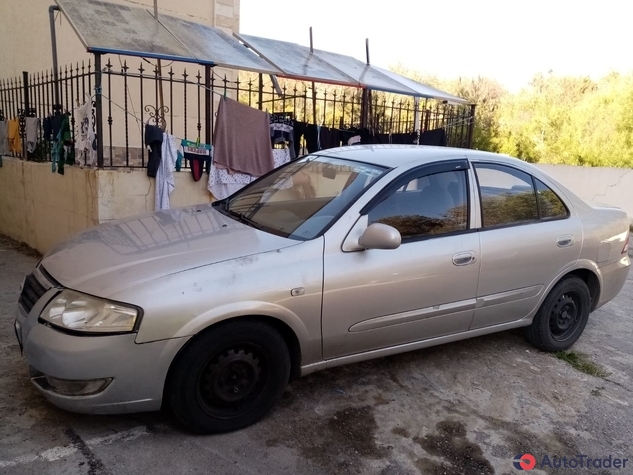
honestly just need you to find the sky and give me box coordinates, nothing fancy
[240,0,632,91]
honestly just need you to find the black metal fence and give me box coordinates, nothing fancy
[0,58,475,169]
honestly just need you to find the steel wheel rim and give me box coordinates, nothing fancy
[196,344,269,419]
[549,292,581,342]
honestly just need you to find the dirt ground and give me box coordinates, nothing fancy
[1,234,631,474]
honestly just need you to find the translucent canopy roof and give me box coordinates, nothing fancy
[55,0,282,74]
[55,0,468,103]
[157,15,282,75]
[56,0,194,63]
[373,66,470,105]
[236,33,469,103]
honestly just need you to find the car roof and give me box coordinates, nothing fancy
[314,144,528,170]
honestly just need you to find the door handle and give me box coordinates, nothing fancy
[557,235,574,248]
[453,252,476,266]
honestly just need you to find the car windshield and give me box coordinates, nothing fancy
[215,155,387,240]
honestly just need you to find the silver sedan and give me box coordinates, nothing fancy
[15,145,630,433]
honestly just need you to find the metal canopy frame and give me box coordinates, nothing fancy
[55,0,198,64]
[235,33,359,87]
[49,0,472,169]
[54,0,468,103]
[234,33,469,104]
[54,0,283,75]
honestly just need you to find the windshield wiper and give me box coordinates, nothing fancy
[226,208,262,230]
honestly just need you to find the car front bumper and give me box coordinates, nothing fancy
[16,302,189,415]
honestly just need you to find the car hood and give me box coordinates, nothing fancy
[40,203,298,298]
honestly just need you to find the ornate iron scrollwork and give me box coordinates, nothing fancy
[144,104,169,130]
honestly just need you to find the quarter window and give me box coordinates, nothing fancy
[475,164,538,227]
[535,179,568,219]
[368,170,468,239]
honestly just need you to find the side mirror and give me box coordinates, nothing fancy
[358,223,401,250]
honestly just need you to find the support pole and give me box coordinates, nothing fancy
[467,104,476,148]
[310,27,317,127]
[153,0,165,126]
[95,53,104,168]
[413,97,421,141]
[205,65,211,144]
[48,5,61,109]
[361,38,370,129]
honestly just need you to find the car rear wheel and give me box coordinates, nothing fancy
[166,319,290,434]
[526,276,591,352]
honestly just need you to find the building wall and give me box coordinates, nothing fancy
[0,0,240,79]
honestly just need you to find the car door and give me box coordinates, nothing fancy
[469,162,583,329]
[322,160,481,359]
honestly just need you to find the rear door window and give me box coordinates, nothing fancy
[474,164,538,227]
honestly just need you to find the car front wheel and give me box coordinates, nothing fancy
[166,319,290,434]
[526,276,591,352]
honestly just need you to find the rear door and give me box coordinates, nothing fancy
[470,162,582,329]
[322,160,481,359]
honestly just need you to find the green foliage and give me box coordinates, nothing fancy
[391,65,633,168]
[555,350,610,378]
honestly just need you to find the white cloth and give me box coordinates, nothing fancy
[272,148,291,168]
[155,133,178,211]
[207,148,292,200]
[74,97,96,166]
[25,117,40,153]
[207,166,255,200]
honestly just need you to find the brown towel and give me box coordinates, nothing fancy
[213,97,274,177]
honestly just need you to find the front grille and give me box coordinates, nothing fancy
[18,273,48,314]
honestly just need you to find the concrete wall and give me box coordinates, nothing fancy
[537,164,633,222]
[0,157,213,253]
[0,158,100,252]
[1,158,631,254]
[96,167,213,223]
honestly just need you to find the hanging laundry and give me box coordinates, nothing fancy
[293,121,308,157]
[273,148,291,168]
[52,114,74,175]
[419,128,447,146]
[303,124,340,152]
[207,164,254,200]
[43,114,65,142]
[270,115,296,159]
[207,147,292,200]
[339,128,362,146]
[145,124,163,178]
[391,132,417,145]
[318,127,340,150]
[74,98,96,166]
[0,120,9,156]
[155,133,178,211]
[7,118,22,154]
[25,117,41,154]
[181,140,211,182]
[214,97,274,177]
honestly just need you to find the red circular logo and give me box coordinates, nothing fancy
[513,453,536,471]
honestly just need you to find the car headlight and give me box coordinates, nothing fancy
[40,289,139,333]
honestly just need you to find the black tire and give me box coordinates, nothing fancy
[166,319,290,434]
[526,276,591,352]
